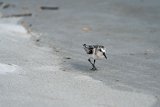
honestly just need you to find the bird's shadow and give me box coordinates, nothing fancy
[70,61,95,73]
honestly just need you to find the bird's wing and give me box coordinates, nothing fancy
[84,45,94,54]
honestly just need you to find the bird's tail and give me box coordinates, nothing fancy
[83,44,86,47]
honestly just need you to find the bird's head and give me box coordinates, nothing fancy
[99,47,107,60]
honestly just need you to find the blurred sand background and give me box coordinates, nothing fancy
[0,0,160,107]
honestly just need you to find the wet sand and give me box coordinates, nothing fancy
[0,0,160,107]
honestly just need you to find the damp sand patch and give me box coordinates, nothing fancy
[0,63,21,74]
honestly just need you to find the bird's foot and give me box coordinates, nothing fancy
[90,67,97,71]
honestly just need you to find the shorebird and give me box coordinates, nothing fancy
[83,44,107,71]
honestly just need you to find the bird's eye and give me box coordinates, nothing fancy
[99,49,102,52]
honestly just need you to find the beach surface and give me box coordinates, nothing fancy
[0,0,160,107]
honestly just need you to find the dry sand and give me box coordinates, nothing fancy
[0,0,160,107]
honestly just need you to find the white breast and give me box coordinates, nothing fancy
[90,49,104,60]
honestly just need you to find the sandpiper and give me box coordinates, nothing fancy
[83,44,107,71]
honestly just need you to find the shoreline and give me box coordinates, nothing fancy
[0,0,160,106]
[0,17,157,107]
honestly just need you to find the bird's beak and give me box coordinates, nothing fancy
[103,52,107,60]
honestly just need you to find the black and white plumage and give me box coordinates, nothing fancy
[83,44,107,70]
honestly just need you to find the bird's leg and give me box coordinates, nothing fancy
[88,58,93,66]
[93,59,97,70]
[88,58,94,70]
[88,59,97,71]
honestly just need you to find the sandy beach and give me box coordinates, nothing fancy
[0,0,160,107]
